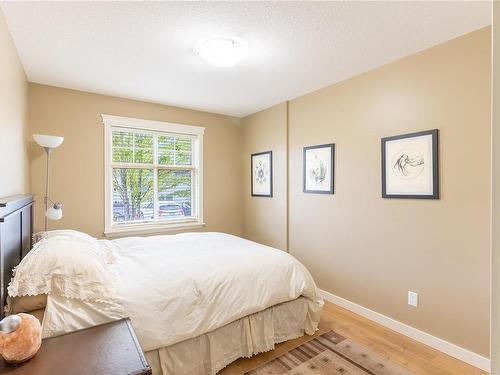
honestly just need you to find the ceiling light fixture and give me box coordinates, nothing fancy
[194,37,247,68]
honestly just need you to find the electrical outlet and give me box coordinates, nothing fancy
[408,291,418,307]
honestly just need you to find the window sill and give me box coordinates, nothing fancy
[104,220,206,238]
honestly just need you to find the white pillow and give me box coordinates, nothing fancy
[8,231,117,303]
[38,229,95,241]
[34,230,116,264]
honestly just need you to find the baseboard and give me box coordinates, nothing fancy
[318,289,490,372]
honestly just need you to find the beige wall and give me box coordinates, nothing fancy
[289,27,491,356]
[241,103,288,250]
[492,2,499,372]
[244,28,491,356]
[28,84,243,238]
[0,8,28,197]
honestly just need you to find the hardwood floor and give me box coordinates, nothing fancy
[220,301,486,375]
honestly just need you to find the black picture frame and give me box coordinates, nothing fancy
[381,129,439,199]
[303,143,335,194]
[251,151,273,197]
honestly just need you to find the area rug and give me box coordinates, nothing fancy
[245,330,414,375]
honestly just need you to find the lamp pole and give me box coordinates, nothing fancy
[33,134,64,230]
[44,147,52,232]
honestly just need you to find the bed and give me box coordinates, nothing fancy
[0,195,324,375]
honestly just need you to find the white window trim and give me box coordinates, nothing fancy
[102,114,205,237]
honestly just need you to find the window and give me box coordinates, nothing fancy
[102,115,204,236]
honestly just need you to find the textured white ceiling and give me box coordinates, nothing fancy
[1,1,491,117]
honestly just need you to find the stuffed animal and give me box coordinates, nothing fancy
[0,313,41,363]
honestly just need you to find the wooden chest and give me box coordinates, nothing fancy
[0,318,152,375]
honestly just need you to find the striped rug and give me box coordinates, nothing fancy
[245,330,414,375]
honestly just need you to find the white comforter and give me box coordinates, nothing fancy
[112,232,323,351]
[42,232,323,352]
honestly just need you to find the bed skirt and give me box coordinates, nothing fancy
[145,297,310,375]
[24,297,311,375]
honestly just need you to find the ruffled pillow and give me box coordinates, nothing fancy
[33,230,116,264]
[8,230,117,303]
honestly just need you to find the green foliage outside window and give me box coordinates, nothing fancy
[111,130,193,222]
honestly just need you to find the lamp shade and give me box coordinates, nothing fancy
[33,134,64,149]
[45,203,63,221]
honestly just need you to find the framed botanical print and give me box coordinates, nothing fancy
[381,129,439,199]
[303,143,335,194]
[251,151,273,197]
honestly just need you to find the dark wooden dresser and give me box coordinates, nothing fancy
[0,318,151,375]
[0,195,33,319]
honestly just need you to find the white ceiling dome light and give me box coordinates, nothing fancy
[194,37,248,68]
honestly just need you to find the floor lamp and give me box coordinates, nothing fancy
[33,134,64,231]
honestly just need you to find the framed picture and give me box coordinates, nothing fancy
[251,151,273,197]
[381,129,439,199]
[303,143,335,194]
